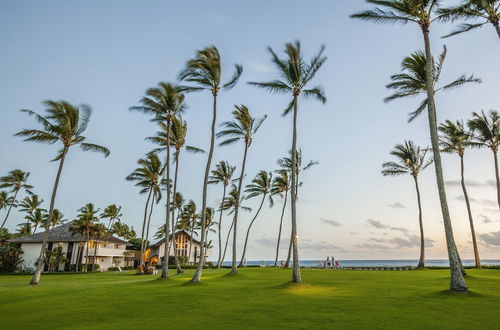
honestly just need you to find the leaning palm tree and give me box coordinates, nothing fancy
[249,41,326,283]
[0,169,33,229]
[179,46,242,282]
[271,170,290,267]
[239,171,273,267]
[131,82,185,279]
[352,0,469,291]
[385,48,481,122]
[147,116,203,273]
[126,153,164,266]
[217,105,266,273]
[439,120,481,268]
[100,204,122,241]
[468,110,500,210]
[382,141,432,268]
[208,161,236,267]
[438,0,500,39]
[220,184,252,265]
[70,203,100,272]
[15,100,109,284]
[18,194,43,232]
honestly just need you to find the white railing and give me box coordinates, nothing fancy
[85,247,126,257]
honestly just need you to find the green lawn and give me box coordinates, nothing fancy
[1,268,499,329]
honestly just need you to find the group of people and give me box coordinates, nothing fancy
[324,256,340,269]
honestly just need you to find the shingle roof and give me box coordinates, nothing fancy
[151,230,201,247]
[10,221,130,245]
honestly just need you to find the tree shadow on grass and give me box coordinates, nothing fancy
[430,289,484,298]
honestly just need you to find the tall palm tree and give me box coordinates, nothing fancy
[468,110,500,210]
[208,161,236,267]
[385,48,480,122]
[239,171,273,267]
[15,100,109,284]
[352,0,469,291]
[16,222,32,236]
[220,184,252,265]
[18,194,43,232]
[271,170,290,267]
[169,192,186,273]
[439,120,481,268]
[249,41,326,283]
[179,45,242,282]
[217,105,266,273]
[89,222,107,271]
[438,0,500,39]
[147,116,203,273]
[382,141,432,268]
[0,169,33,229]
[131,82,185,279]
[0,191,14,213]
[179,200,200,263]
[100,204,122,242]
[126,153,164,266]
[70,203,100,272]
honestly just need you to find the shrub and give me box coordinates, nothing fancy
[168,256,188,265]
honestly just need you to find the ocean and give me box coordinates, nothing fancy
[221,259,500,267]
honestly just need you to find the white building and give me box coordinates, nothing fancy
[10,222,133,271]
[149,230,210,265]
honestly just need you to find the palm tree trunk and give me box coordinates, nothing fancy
[30,147,68,285]
[0,190,19,229]
[161,119,172,279]
[189,226,194,264]
[413,175,425,268]
[171,150,183,274]
[92,238,99,271]
[221,218,234,266]
[216,185,227,268]
[494,22,500,40]
[460,154,481,268]
[140,188,153,267]
[191,93,217,282]
[493,150,500,211]
[284,229,292,268]
[144,194,155,264]
[85,232,90,272]
[239,194,266,267]
[422,29,467,291]
[274,191,288,267]
[231,142,249,273]
[290,94,301,283]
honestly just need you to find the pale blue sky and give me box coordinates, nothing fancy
[1,0,499,261]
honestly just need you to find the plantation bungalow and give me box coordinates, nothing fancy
[10,222,133,271]
[149,230,210,265]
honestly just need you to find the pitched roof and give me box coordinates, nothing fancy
[9,221,130,245]
[151,230,201,247]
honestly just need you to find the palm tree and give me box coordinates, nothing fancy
[16,222,32,236]
[271,170,290,267]
[126,153,164,266]
[438,0,500,39]
[179,200,200,263]
[131,82,185,279]
[439,120,481,268]
[15,100,109,284]
[0,169,33,229]
[249,41,326,283]
[0,191,14,213]
[26,208,47,234]
[352,0,468,291]
[43,209,66,229]
[382,141,432,268]
[147,116,203,273]
[220,184,252,265]
[100,204,122,242]
[89,222,107,271]
[217,105,266,273]
[179,45,242,282]
[18,194,43,232]
[468,110,500,210]
[239,171,273,267]
[385,48,481,122]
[208,161,236,267]
[70,203,100,272]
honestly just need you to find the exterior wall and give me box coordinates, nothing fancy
[152,234,209,264]
[19,243,42,270]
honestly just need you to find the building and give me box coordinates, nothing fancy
[149,230,210,265]
[10,221,133,271]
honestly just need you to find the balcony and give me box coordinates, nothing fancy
[85,247,126,257]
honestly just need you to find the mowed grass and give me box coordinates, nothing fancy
[1,268,500,329]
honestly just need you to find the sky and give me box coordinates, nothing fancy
[1,0,499,262]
